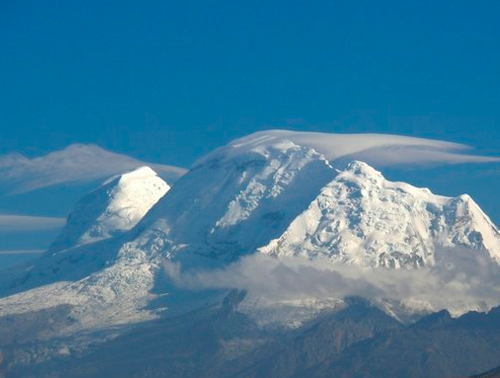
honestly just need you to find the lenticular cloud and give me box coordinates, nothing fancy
[0,144,186,194]
[222,130,500,168]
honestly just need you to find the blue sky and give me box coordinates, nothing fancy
[1,0,499,164]
[1,1,500,264]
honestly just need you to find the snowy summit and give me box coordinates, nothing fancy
[49,166,169,253]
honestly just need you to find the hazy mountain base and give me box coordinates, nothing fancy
[474,366,500,378]
[3,293,500,378]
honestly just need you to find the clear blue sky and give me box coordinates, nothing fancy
[1,0,499,167]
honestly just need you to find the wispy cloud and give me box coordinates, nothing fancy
[0,249,44,255]
[0,214,66,232]
[225,131,500,168]
[0,144,187,194]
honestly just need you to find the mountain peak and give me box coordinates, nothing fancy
[137,139,337,261]
[260,160,500,268]
[344,160,383,178]
[105,165,159,184]
[49,166,169,253]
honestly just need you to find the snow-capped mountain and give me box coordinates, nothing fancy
[0,131,500,376]
[0,131,500,377]
[3,133,499,309]
[260,160,500,268]
[48,166,169,253]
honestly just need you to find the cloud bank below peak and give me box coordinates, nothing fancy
[223,130,500,168]
[165,247,500,317]
[0,144,187,194]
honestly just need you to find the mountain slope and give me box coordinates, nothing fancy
[473,366,500,378]
[301,307,500,378]
[7,301,500,378]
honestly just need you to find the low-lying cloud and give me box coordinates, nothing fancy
[0,144,187,194]
[164,247,500,317]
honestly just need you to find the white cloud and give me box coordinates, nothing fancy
[2,133,498,195]
[0,214,66,232]
[0,144,187,194]
[164,247,500,317]
[223,130,500,168]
